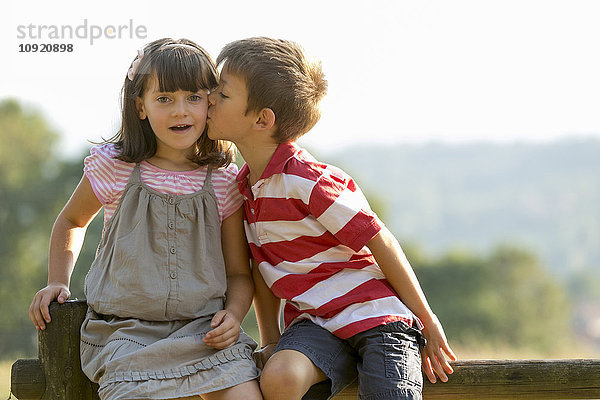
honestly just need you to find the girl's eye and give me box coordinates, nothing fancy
[189,94,204,102]
[157,96,170,103]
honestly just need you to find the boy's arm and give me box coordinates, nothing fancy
[204,207,254,349]
[367,227,457,384]
[252,259,282,346]
[252,259,282,367]
[29,175,102,330]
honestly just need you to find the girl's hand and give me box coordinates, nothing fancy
[203,310,241,349]
[419,314,457,384]
[29,283,71,331]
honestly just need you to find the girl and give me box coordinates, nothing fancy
[29,38,262,400]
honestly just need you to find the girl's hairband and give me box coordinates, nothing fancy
[127,49,144,81]
[127,43,200,81]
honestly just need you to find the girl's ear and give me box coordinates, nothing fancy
[254,108,275,131]
[135,97,147,120]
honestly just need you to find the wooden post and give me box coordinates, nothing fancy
[11,300,99,400]
[38,300,99,399]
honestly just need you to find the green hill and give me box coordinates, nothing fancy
[322,138,600,278]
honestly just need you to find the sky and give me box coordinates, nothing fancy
[2,0,600,157]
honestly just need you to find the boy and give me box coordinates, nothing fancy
[206,37,456,400]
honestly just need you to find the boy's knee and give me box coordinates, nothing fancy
[261,358,302,388]
[260,351,320,399]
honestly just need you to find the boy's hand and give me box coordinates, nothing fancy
[420,314,457,384]
[253,343,277,370]
[29,283,70,331]
[203,310,241,349]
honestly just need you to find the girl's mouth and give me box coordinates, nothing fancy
[170,124,192,132]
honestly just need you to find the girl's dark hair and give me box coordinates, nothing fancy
[105,38,234,167]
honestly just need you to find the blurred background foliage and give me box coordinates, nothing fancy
[1,98,598,365]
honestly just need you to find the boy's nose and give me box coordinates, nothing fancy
[208,91,216,106]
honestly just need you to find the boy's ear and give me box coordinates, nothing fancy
[254,108,275,131]
[135,98,147,120]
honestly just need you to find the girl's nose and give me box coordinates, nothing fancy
[172,99,188,116]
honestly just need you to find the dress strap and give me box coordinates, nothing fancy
[203,165,214,192]
[128,163,143,184]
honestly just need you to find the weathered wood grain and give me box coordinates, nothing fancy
[335,359,600,399]
[11,301,600,399]
[10,358,44,399]
[12,300,99,400]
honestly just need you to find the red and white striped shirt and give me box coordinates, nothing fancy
[239,142,417,339]
[84,143,242,225]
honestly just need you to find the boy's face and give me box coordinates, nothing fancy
[207,68,256,144]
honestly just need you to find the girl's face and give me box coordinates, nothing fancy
[136,74,209,159]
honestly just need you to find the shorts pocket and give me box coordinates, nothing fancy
[382,331,422,388]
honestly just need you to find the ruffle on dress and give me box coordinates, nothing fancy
[95,344,254,387]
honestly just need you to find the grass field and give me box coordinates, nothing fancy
[0,360,12,399]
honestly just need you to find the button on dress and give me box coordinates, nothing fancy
[80,164,259,399]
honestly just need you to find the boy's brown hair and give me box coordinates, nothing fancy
[217,37,328,143]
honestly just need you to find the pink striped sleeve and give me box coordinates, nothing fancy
[83,144,118,205]
[215,164,243,222]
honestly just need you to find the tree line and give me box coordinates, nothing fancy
[0,99,575,359]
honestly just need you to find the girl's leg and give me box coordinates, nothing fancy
[259,349,328,400]
[200,380,262,400]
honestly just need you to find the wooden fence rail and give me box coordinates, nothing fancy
[11,301,600,399]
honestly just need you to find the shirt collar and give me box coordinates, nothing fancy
[236,142,301,193]
[260,142,301,180]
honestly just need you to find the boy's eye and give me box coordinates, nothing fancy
[218,91,229,99]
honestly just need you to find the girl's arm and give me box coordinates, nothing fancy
[29,174,102,330]
[203,207,255,349]
[366,227,457,384]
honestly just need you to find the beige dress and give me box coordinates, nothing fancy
[80,164,259,400]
